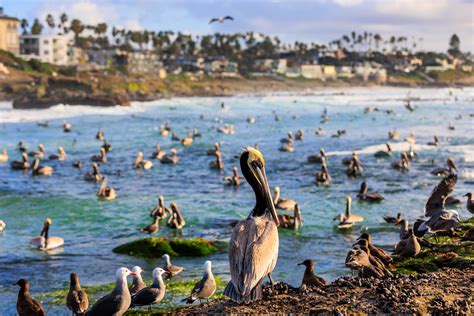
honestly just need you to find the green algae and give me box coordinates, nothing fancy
[112,237,226,258]
[39,276,225,313]
[395,218,474,275]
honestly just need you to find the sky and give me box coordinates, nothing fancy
[2,0,473,52]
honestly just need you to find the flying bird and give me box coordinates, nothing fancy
[209,16,234,24]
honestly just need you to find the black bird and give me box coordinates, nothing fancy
[357,181,384,202]
[15,279,45,316]
[383,212,402,225]
[209,16,234,24]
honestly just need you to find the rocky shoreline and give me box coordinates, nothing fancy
[179,267,472,315]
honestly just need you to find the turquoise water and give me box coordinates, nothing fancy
[0,87,473,314]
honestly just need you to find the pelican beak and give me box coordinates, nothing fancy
[297,262,304,266]
[450,160,458,172]
[255,164,279,226]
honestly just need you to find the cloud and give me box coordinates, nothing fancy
[374,0,449,19]
[332,0,364,7]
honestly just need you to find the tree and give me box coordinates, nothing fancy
[374,34,382,51]
[70,19,85,44]
[448,34,461,57]
[45,14,55,29]
[31,19,43,35]
[20,19,29,35]
[59,13,68,33]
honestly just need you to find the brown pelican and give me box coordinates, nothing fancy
[15,279,45,316]
[307,148,327,164]
[28,144,46,159]
[0,220,5,232]
[209,150,224,170]
[464,193,474,214]
[31,158,53,176]
[357,182,384,202]
[132,268,168,308]
[167,202,185,229]
[345,245,384,278]
[297,259,326,287]
[139,216,159,234]
[67,273,89,316]
[96,129,105,140]
[150,196,171,219]
[394,229,421,257]
[171,133,180,141]
[151,143,166,159]
[353,239,388,273]
[30,218,64,250]
[63,121,72,133]
[161,149,179,164]
[383,212,402,225]
[49,147,67,161]
[11,152,30,170]
[273,186,297,211]
[17,141,28,152]
[86,267,135,316]
[331,130,346,138]
[391,151,410,172]
[374,143,392,158]
[407,145,417,160]
[334,196,363,228]
[101,139,112,153]
[427,135,440,146]
[129,266,146,296]
[0,148,8,162]
[84,163,101,182]
[91,148,107,163]
[97,177,116,200]
[133,151,153,170]
[315,127,325,136]
[278,204,303,230]
[73,161,83,168]
[218,124,235,134]
[295,129,304,141]
[388,128,400,139]
[224,147,279,304]
[184,260,216,304]
[207,143,220,156]
[279,139,294,152]
[160,125,170,137]
[224,166,242,187]
[162,254,184,276]
[181,136,193,146]
[315,163,331,186]
[280,132,293,144]
[346,153,363,177]
[431,157,457,176]
[419,174,461,239]
[209,16,234,24]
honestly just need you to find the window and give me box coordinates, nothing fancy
[44,50,49,55]
[44,40,49,44]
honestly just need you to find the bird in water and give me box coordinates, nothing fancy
[346,152,363,177]
[167,202,186,229]
[161,149,179,164]
[101,139,112,153]
[151,143,166,159]
[357,181,384,202]
[374,143,392,158]
[129,266,146,296]
[315,161,331,186]
[295,129,304,141]
[278,204,303,230]
[162,254,184,277]
[0,220,5,232]
[97,177,116,200]
[391,151,410,172]
[30,218,64,251]
[67,273,89,316]
[63,121,72,132]
[96,129,105,140]
[407,145,417,160]
[11,152,30,170]
[183,260,216,304]
[0,148,8,162]
[91,148,107,163]
[280,131,293,144]
[464,192,474,214]
[86,267,135,316]
[430,157,457,176]
[279,138,294,152]
[139,216,160,234]
[297,259,326,288]
[31,158,53,176]
[28,144,46,159]
[49,147,67,161]
[307,148,327,164]
[209,150,224,170]
[273,186,297,211]
[84,163,101,182]
[150,196,171,219]
[334,196,363,229]
[133,151,153,170]
[224,147,280,304]
[207,143,220,156]
[419,174,461,240]
[132,268,169,309]
[388,128,400,139]
[405,132,416,145]
[15,279,45,316]
[224,166,242,187]
[427,135,440,146]
[383,212,403,225]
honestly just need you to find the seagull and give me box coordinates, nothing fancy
[209,16,234,24]
[183,260,216,304]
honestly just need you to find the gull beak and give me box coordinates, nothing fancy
[129,272,136,276]
[164,271,171,275]
[255,164,279,226]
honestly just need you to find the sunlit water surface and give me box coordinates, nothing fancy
[0,87,473,314]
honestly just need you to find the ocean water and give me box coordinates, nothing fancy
[0,87,473,314]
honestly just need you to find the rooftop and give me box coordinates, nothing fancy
[0,7,19,21]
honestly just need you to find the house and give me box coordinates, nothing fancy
[322,65,337,79]
[204,56,239,77]
[301,64,323,79]
[354,62,387,83]
[67,46,88,65]
[425,57,459,72]
[337,66,354,78]
[253,59,273,72]
[0,8,19,54]
[285,66,302,78]
[114,50,165,75]
[20,34,69,65]
[176,56,204,71]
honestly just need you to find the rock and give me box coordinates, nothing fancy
[12,93,130,109]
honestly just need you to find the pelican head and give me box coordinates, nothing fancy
[159,196,164,203]
[240,147,279,226]
[359,181,368,195]
[44,218,52,226]
[447,157,457,172]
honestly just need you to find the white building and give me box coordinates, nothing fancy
[20,34,69,65]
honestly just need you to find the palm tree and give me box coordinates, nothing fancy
[374,34,382,51]
[45,14,55,33]
[20,18,29,35]
[31,18,43,35]
[70,19,85,45]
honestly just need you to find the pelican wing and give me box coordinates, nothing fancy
[229,217,278,296]
[424,174,457,217]
[224,16,234,21]
[209,18,219,24]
